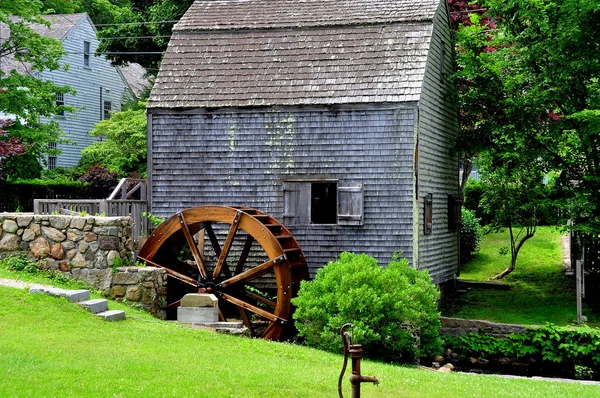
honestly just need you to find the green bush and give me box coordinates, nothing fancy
[460,208,483,264]
[443,323,600,376]
[292,252,442,363]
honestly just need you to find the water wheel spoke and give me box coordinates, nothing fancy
[138,256,198,287]
[165,299,181,311]
[235,235,255,275]
[220,292,283,324]
[177,212,208,278]
[237,307,255,338]
[218,255,285,288]
[244,289,276,308]
[213,211,242,279]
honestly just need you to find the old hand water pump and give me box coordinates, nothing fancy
[338,323,379,398]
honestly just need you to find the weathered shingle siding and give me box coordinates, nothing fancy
[416,1,460,284]
[149,106,416,275]
[37,16,133,167]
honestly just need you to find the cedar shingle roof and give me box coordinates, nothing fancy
[148,0,442,109]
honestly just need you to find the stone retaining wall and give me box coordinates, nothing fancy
[440,316,532,337]
[0,213,166,318]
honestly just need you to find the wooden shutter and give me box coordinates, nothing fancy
[338,183,364,226]
[282,182,309,225]
[424,193,433,235]
[447,194,463,231]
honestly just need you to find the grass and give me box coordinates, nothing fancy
[1,283,599,397]
[447,226,600,326]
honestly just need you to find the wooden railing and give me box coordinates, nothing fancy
[33,178,149,243]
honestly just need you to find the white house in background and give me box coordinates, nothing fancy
[1,13,148,168]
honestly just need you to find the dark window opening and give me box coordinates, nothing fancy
[83,41,90,67]
[311,182,337,224]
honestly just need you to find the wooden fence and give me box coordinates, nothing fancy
[33,178,149,244]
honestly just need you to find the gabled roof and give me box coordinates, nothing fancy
[32,13,91,40]
[119,63,150,97]
[0,13,90,76]
[177,0,439,30]
[149,0,443,109]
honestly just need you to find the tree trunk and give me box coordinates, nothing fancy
[488,226,535,280]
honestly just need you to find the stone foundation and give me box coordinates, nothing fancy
[0,213,166,318]
[440,316,532,337]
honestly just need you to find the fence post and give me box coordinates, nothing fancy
[99,200,108,215]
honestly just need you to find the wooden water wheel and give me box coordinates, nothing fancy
[137,205,309,340]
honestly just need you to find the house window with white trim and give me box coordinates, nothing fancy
[47,142,57,170]
[55,93,65,117]
[103,100,112,120]
[83,41,91,67]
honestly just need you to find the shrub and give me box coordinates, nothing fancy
[292,252,442,362]
[2,152,43,180]
[443,323,600,378]
[79,164,119,198]
[0,253,39,273]
[460,208,483,264]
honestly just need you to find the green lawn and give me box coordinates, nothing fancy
[1,285,599,397]
[450,226,600,326]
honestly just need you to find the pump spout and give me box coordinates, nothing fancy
[350,374,379,385]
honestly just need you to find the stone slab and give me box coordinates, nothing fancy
[78,299,109,314]
[97,310,126,321]
[63,290,91,303]
[180,293,218,308]
[177,307,219,323]
[29,287,90,303]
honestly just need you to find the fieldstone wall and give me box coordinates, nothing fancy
[0,213,166,318]
[440,316,532,337]
[111,266,167,319]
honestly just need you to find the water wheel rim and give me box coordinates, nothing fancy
[138,205,306,340]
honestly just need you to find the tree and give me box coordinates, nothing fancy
[0,0,74,177]
[478,154,550,279]
[454,0,600,236]
[92,0,195,71]
[79,101,147,176]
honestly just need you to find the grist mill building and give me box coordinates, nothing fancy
[146,0,460,285]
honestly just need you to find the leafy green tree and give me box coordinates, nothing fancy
[478,154,550,279]
[79,102,147,176]
[454,0,600,235]
[94,0,194,71]
[0,0,74,177]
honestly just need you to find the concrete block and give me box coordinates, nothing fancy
[97,310,126,321]
[79,299,109,314]
[63,290,90,303]
[180,293,218,308]
[177,307,219,323]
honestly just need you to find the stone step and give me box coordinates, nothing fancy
[64,290,91,303]
[29,287,90,303]
[97,310,126,322]
[78,299,109,314]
